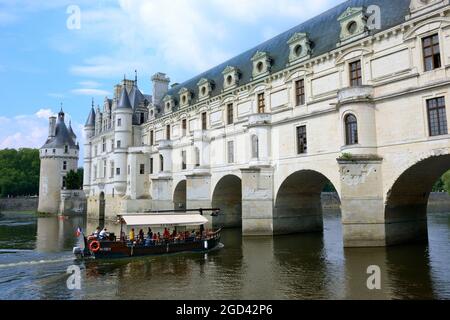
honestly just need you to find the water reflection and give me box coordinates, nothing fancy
[0,211,449,300]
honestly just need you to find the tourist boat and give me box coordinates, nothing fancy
[73,209,222,260]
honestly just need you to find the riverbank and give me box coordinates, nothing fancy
[0,197,38,212]
[2,193,450,214]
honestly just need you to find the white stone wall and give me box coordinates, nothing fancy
[84,1,450,246]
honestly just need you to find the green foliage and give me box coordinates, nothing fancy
[442,171,450,195]
[0,149,40,197]
[65,168,84,190]
[340,153,353,160]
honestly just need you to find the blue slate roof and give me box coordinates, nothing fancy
[42,110,79,149]
[163,0,410,112]
[85,107,96,127]
[117,85,133,109]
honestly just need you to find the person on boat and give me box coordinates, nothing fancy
[99,228,108,240]
[146,228,153,240]
[129,228,135,242]
[157,232,161,243]
[93,227,101,238]
[163,228,170,240]
[138,229,145,243]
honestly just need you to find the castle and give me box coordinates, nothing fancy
[81,0,450,247]
[38,109,86,215]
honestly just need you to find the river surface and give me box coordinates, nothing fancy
[0,210,449,300]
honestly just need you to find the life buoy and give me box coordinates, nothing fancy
[89,240,100,253]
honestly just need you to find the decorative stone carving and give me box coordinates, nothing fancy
[222,66,240,91]
[197,78,214,100]
[287,32,312,65]
[408,0,447,20]
[178,87,192,108]
[162,95,175,113]
[337,7,368,46]
[251,51,272,79]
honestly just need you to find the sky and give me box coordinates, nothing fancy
[0,0,338,156]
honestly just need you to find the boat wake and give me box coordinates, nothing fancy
[0,256,74,269]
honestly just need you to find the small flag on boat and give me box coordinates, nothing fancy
[75,227,82,237]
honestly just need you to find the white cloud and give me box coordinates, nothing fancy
[35,108,56,119]
[78,80,102,88]
[0,112,52,149]
[0,109,85,159]
[65,0,335,80]
[47,93,65,99]
[71,88,110,96]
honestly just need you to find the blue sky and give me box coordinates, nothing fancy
[0,0,337,152]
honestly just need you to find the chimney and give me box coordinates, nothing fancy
[48,116,57,138]
[151,72,170,106]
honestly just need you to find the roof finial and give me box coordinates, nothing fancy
[91,97,94,108]
[135,69,138,84]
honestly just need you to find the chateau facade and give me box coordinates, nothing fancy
[84,0,450,247]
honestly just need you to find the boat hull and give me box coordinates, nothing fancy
[75,236,222,260]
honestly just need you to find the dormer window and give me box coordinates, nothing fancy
[163,95,175,112]
[251,51,272,79]
[222,66,240,91]
[287,32,312,65]
[337,7,368,46]
[197,78,214,100]
[178,87,192,108]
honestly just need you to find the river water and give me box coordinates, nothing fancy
[0,210,449,300]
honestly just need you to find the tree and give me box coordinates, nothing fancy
[0,148,40,197]
[65,168,84,190]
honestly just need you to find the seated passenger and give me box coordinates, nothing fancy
[93,227,101,238]
[138,229,144,243]
[163,228,170,240]
[147,228,153,240]
[99,228,108,240]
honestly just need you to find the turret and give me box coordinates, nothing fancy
[113,83,133,195]
[83,102,96,195]
[38,107,79,214]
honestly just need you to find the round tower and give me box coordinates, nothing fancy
[83,100,96,196]
[113,83,133,195]
[38,108,80,214]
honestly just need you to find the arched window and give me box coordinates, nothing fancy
[160,155,164,172]
[345,114,358,145]
[251,135,259,159]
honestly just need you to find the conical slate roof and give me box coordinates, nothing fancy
[42,110,78,149]
[85,107,96,127]
[129,84,146,110]
[68,121,77,143]
[117,85,132,109]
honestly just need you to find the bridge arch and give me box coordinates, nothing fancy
[274,169,340,234]
[173,180,187,211]
[211,174,242,229]
[384,153,450,245]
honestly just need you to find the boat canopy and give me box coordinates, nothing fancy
[120,214,209,228]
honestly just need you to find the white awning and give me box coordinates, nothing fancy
[121,214,209,228]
